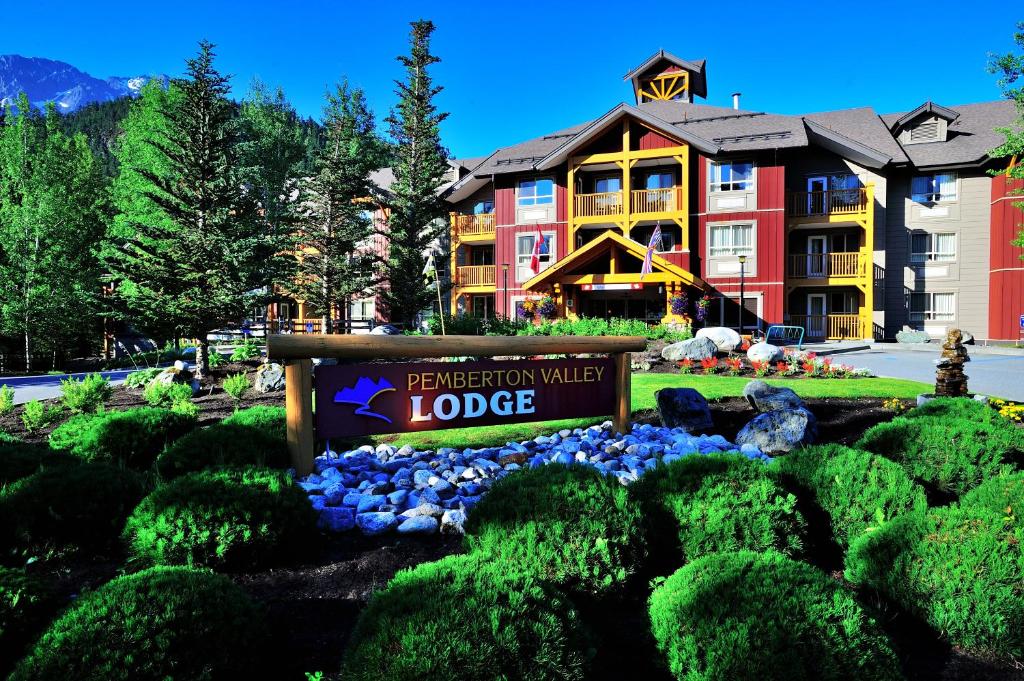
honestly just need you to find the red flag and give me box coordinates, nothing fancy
[530,227,546,274]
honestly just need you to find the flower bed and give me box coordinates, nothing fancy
[678,350,871,379]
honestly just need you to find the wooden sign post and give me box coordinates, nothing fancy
[267,334,646,476]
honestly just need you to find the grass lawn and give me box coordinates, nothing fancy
[363,373,930,451]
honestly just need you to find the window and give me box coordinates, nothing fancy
[471,295,493,319]
[473,199,494,215]
[709,161,753,192]
[517,178,554,206]
[471,247,494,266]
[709,224,754,257]
[911,173,957,203]
[710,295,760,331]
[910,232,956,263]
[349,298,375,321]
[516,232,554,281]
[909,292,955,322]
[594,176,622,193]
[633,225,676,252]
[645,171,674,189]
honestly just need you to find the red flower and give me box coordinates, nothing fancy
[776,361,789,373]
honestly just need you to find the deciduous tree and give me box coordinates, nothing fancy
[989,21,1024,257]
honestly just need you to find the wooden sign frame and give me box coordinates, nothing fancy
[266,334,646,475]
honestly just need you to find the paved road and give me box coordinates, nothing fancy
[2,368,142,405]
[837,348,1024,401]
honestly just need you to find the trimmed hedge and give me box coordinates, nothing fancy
[906,396,1001,423]
[856,414,1024,497]
[156,406,288,478]
[628,453,806,565]
[961,469,1024,516]
[340,553,591,681]
[463,464,646,594]
[0,463,149,556]
[10,566,268,681]
[48,407,196,470]
[649,551,903,681]
[845,505,1024,660]
[772,444,927,547]
[0,439,77,485]
[0,567,60,669]
[124,467,317,570]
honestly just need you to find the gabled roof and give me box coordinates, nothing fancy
[803,107,909,165]
[623,49,707,99]
[803,118,895,169]
[889,101,961,131]
[521,230,706,291]
[881,100,1019,168]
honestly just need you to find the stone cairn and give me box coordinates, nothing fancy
[934,328,970,397]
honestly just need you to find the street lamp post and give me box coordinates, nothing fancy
[738,254,747,333]
[502,263,509,319]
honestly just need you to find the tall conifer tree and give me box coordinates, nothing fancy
[379,20,450,328]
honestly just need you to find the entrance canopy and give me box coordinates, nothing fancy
[521,230,707,291]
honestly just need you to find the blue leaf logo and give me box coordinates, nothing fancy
[333,377,395,423]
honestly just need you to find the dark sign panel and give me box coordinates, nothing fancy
[314,357,616,439]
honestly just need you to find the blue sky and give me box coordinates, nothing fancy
[3,1,1020,158]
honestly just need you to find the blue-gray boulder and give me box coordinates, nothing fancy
[661,336,718,362]
[356,511,398,536]
[318,507,355,532]
[396,515,439,535]
[735,407,817,453]
[742,379,804,412]
[655,388,714,433]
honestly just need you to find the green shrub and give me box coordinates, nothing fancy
[961,469,1024,517]
[47,407,195,470]
[229,340,261,362]
[124,467,317,570]
[156,406,288,478]
[0,439,77,485]
[59,373,112,414]
[629,453,806,566]
[222,372,249,402]
[0,384,14,416]
[0,463,148,556]
[845,505,1024,660]
[650,551,902,681]
[10,566,268,681]
[856,415,1024,497]
[906,396,1003,423]
[463,464,646,594]
[143,380,194,409]
[772,444,928,547]
[0,567,60,667]
[20,400,62,433]
[123,367,162,389]
[519,316,690,341]
[208,349,226,367]
[427,313,528,336]
[340,553,590,681]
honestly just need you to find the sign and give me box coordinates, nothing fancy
[582,283,643,291]
[315,357,616,439]
[1019,313,1024,330]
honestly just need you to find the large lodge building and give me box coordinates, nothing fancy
[445,50,1024,342]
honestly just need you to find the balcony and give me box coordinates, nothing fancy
[630,187,683,215]
[787,252,866,281]
[452,213,496,240]
[788,187,871,223]
[787,314,864,340]
[574,191,623,218]
[456,265,496,288]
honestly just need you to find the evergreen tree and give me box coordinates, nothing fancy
[989,20,1024,256]
[283,81,385,332]
[379,20,451,329]
[104,41,284,376]
[0,95,106,369]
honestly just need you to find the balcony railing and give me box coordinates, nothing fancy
[452,212,496,238]
[788,188,869,218]
[574,191,623,218]
[457,265,496,287]
[788,314,863,340]
[630,187,683,214]
[787,252,865,279]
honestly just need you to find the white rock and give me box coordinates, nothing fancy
[696,327,742,353]
[746,342,783,363]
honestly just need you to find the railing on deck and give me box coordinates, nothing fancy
[452,213,496,238]
[457,265,496,287]
[788,314,863,340]
[267,319,375,335]
[630,187,682,214]
[788,188,869,218]
[574,191,623,217]
[787,252,864,279]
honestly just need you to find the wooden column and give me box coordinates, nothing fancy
[613,351,631,435]
[285,359,315,476]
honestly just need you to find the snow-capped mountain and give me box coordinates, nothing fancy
[0,55,168,112]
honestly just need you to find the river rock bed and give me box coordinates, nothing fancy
[296,421,768,536]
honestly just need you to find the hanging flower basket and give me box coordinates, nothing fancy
[669,292,689,316]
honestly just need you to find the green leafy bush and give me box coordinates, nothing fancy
[0,384,14,416]
[156,406,288,478]
[649,550,902,681]
[222,372,249,402]
[10,566,268,681]
[961,469,1024,517]
[856,415,1024,497]
[340,553,590,681]
[629,453,806,566]
[0,567,60,667]
[59,373,112,414]
[20,400,62,433]
[845,505,1024,660]
[0,463,148,556]
[0,439,77,485]
[229,340,261,362]
[123,367,162,389]
[906,396,1003,423]
[143,380,194,409]
[208,349,226,367]
[48,407,195,469]
[427,313,528,336]
[463,464,646,594]
[124,467,317,570]
[772,444,927,547]
[520,316,691,341]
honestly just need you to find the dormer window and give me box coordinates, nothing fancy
[891,102,958,145]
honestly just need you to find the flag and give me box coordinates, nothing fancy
[641,223,661,279]
[530,227,547,274]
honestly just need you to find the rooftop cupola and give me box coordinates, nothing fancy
[624,50,707,104]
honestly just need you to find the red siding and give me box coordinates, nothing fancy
[494,222,570,316]
[989,175,1024,340]
[637,129,678,150]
